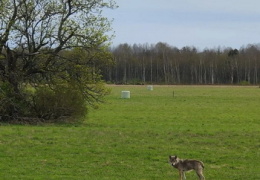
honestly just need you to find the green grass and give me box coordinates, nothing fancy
[0,85,259,179]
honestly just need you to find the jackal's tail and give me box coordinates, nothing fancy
[200,161,205,169]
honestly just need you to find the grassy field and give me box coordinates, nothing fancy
[0,85,259,179]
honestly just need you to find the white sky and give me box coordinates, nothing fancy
[104,0,260,50]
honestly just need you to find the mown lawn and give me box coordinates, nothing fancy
[0,85,259,179]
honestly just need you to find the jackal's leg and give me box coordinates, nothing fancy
[178,170,183,180]
[183,171,186,179]
[196,168,205,180]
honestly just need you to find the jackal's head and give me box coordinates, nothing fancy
[169,155,180,166]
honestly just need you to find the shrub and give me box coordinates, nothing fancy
[0,82,33,121]
[0,80,109,124]
[33,84,87,121]
[0,82,89,123]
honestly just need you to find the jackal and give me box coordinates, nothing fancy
[169,155,205,180]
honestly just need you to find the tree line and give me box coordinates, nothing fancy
[101,42,260,85]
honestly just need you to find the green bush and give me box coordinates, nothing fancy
[33,85,87,121]
[0,80,109,124]
[0,83,15,119]
[0,82,88,123]
[0,82,32,121]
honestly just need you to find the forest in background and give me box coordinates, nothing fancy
[101,42,260,85]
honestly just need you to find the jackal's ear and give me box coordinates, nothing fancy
[169,155,172,158]
[174,155,177,158]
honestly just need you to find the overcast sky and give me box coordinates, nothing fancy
[104,0,260,50]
